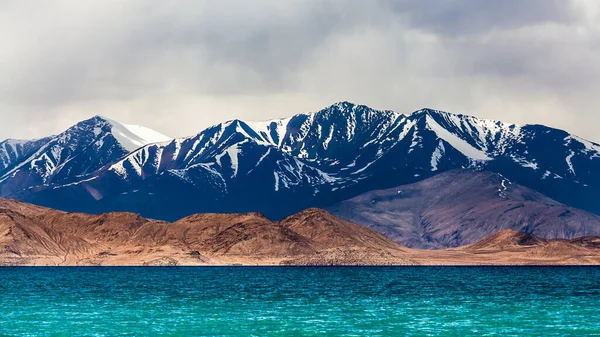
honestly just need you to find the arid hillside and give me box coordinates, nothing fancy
[0,199,408,266]
[2,198,600,266]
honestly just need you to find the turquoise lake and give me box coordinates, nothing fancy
[1,267,599,336]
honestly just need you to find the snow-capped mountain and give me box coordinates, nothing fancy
[0,116,170,196]
[0,137,52,175]
[4,102,600,221]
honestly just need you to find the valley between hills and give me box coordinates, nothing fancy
[2,198,600,266]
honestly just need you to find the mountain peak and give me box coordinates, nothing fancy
[91,114,109,121]
[325,101,399,116]
[0,114,172,193]
[80,115,172,151]
[331,101,356,109]
[411,108,451,118]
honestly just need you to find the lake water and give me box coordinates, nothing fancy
[1,267,599,336]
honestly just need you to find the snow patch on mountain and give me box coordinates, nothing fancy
[220,145,240,177]
[323,127,335,150]
[167,169,192,183]
[245,117,291,147]
[102,116,171,151]
[566,151,576,176]
[250,148,271,173]
[425,115,491,161]
[497,179,507,198]
[565,135,600,158]
[440,112,523,154]
[510,155,539,170]
[0,140,29,164]
[274,172,281,191]
[431,140,445,171]
[0,139,47,171]
[52,176,98,189]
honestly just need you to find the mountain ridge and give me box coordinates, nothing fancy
[1,102,599,223]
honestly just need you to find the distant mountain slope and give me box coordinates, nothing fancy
[327,170,600,249]
[2,102,600,220]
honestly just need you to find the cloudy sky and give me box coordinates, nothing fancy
[1,0,599,142]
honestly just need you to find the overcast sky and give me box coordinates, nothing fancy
[1,0,599,142]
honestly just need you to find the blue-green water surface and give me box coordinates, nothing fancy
[1,267,600,336]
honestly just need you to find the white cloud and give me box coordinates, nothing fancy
[1,0,599,142]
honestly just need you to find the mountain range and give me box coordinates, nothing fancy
[1,102,599,248]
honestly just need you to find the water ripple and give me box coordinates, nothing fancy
[1,266,599,336]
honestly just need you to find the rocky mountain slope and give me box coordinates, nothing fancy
[327,170,600,249]
[2,199,600,266]
[2,102,599,222]
[0,198,407,266]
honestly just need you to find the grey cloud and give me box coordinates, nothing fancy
[386,0,579,36]
[0,0,599,143]
[1,1,370,104]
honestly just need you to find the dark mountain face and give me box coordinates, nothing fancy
[2,102,599,221]
[327,170,600,249]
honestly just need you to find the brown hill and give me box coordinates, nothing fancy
[0,199,407,266]
[327,170,600,249]
[3,198,600,266]
[279,208,412,265]
[458,229,547,251]
[280,208,404,251]
[405,230,600,265]
[455,229,600,260]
